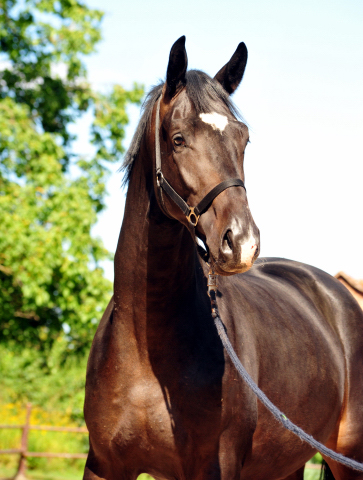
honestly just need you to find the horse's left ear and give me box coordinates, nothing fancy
[214,42,248,95]
[166,36,188,99]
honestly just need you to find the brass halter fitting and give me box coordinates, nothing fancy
[187,207,200,227]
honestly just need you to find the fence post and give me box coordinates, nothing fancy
[14,403,32,480]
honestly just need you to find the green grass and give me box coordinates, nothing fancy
[304,464,321,480]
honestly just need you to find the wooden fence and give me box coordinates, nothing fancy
[0,404,88,480]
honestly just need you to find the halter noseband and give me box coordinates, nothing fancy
[155,96,246,227]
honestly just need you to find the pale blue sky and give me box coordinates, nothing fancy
[76,0,363,280]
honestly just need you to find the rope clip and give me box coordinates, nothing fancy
[207,268,218,297]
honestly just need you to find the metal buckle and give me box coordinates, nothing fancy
[156,171,163,188]
[187,207,200,227]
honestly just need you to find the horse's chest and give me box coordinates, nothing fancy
[120,378,175,446]
[110,361,228,463]
[121,372,221,438]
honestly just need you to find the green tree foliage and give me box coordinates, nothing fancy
[0,0,144,359]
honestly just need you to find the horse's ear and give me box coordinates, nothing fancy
[214,42,248,95]
[166,36,188,99]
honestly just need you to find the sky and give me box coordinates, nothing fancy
[76,0,363,281]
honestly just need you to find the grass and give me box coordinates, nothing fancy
[304,464,321,480]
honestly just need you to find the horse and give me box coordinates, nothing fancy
[83,36,363,480]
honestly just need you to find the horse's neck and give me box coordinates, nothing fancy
[113,151,198,334]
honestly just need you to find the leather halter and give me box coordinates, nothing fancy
[155,96,246,227]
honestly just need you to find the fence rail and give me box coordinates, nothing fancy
[0,404,88,479]
[0,425,88,433]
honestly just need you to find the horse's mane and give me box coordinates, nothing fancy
[122,70,243,184]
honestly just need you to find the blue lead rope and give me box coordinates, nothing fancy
[209,289,363,472]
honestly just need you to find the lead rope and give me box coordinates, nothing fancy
[208,271,363,472]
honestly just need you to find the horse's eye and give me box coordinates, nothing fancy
[173,135,185,147]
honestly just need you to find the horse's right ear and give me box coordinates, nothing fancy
[214,42,248,95]
[166,36,188,99]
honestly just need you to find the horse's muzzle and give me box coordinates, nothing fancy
[210,220,260,276]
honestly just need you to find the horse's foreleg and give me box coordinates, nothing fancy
[83,447,106,480]
[323,459,363,480]
[83,466,106,480]
[322,399,363,480]
[83,447,137,480]
[280,465,305,480]
[83,462,137,480]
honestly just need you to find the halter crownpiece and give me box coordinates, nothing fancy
[155,97,246,227]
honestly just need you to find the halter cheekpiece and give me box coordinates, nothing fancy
[155,96,246,227]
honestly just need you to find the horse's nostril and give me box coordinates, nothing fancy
[223,230,233,252]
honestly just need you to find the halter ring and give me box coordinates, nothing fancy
[187,207,200,227]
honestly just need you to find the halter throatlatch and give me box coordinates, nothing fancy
[155,97,246,227]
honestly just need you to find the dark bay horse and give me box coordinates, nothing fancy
[83,37,363,480]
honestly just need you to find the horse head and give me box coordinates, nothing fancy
[152,36,260,276]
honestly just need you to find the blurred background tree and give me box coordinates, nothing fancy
[0,0,143,410]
